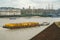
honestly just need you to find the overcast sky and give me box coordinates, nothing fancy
[0,0,60,9]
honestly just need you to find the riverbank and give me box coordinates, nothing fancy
[0,15,56,18]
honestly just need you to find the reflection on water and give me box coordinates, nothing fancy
[0,17,60,27]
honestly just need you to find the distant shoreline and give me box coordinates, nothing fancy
[0,15,42,18]
[0,15,59,18]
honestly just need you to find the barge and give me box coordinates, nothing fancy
[3,22,40,29]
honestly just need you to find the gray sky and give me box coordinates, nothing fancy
[0,0,60,9]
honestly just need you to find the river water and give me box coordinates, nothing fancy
[0,17,60,27]
[0,17,60,40]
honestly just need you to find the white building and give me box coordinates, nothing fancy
[0,7,21,15]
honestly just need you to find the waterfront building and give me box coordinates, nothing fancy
[0,7,21,16]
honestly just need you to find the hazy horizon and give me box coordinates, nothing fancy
[0,0,60,9]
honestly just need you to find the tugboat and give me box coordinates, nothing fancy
[3,22,40,29]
